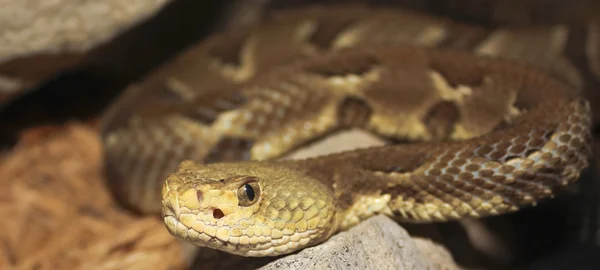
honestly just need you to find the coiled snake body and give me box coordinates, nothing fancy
[101,5,593,257]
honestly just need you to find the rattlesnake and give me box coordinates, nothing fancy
[100,4,593,257]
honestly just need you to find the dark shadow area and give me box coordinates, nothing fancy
[0,0,234,148]
[0,1,598,269]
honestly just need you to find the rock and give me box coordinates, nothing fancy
[412,237,463,270]
[259,215,460,270]
[0,0,173,95]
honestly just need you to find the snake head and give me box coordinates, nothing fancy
[161,160,338,256]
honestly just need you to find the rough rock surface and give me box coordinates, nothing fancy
[0,0,172,95]
[259,215,461,270]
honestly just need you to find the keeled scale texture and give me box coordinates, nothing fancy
[159,46,591,256]
[101,4,581,214]
[100,4,593,257]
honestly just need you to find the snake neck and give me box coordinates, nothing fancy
[285,159,399,231]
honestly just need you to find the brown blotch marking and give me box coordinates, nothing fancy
[179,92,247,125]
[337,96,373,127]
[305,53,379,77]
[427,55,484,87]
[204,137,254,163]
[423,101,460,141]
[308,17,359,50]
[207,34,245,66]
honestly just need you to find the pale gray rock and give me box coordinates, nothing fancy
[0,0,172,62]
[0,0,173,94]
[259,215,461,270]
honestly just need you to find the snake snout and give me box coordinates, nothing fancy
[195,191,225,218]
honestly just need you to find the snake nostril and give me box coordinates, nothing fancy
[213,208,224,219]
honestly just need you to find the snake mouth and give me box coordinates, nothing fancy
[163,215,231,247]
[162,211,322,257]
[162,215,264,256]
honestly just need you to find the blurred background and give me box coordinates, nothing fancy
[1,1,599,269]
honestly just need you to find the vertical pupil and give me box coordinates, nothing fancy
[245,184,255,201]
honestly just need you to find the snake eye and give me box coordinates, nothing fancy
[237,181,260,206]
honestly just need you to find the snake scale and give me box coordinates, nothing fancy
[100,4,593,257]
